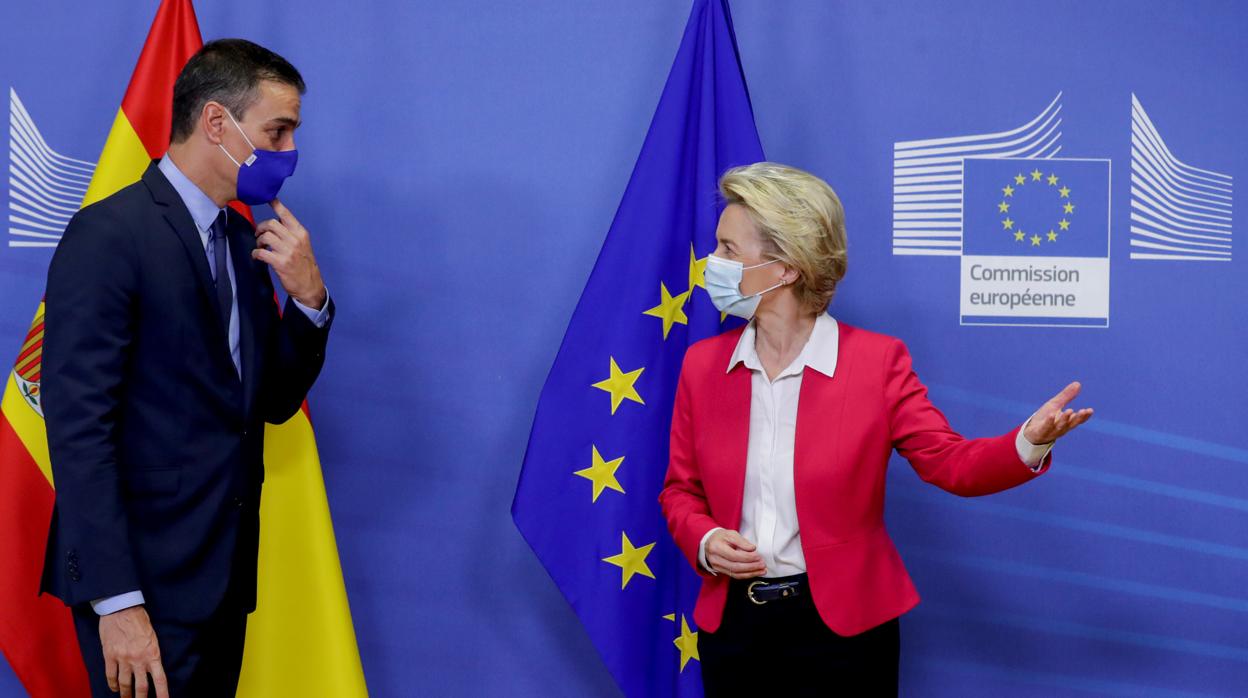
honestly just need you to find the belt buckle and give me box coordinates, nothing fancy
[747,580,768,605]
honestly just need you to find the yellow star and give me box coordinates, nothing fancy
[643,282,691,339]
[720,310,728,323]
[1047,174,1059,186]
[602,532,656,589]
[1031,234,1042,246]
[1059,218,1071,231]
[673,615,700,671]
[1063,202,1075,214]
[573,445,625,502]
[1014,231,1025,242]
[688,245,707,291]
[1002,217,1014,230]
[1002,185,1015,197]
[591,357,644,414]
[1014,173,1026,185]
[1047,230,1058,242]
[1031,168,1043,181]
[1059,185,1071,198]
[998,201,1010,213]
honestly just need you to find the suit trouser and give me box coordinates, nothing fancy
[72,601,248,698]
[699,576,900,697]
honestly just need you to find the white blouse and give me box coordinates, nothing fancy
[698,314,1051,577]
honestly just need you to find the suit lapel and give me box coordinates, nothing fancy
[793,322,852,509]
[144,165,221,330]
[712,330,753,530]
[142,162,239,386]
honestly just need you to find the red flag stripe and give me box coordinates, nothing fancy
[0,415,89,697]
[14,346,41,374]
[119,0,202,158]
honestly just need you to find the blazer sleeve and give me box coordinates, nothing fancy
[41,205,142,604]
[885,338,1050,496]
[257,292,333,424]
[659,356,717,577]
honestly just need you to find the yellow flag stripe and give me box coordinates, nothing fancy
[82,110,151,208]
[238,409,368,695]
[1,372,52,488]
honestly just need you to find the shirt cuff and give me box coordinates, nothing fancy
[292,287,331,328]
[1016,417,1054,472]
[91,590,145,615]
[698,527,724,576]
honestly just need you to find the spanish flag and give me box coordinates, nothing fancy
[0,1,368,695]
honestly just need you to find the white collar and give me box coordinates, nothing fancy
[727,313,838,379]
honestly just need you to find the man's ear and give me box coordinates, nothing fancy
[201,101,227,145]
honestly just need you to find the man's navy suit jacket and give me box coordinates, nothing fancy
[39,162,332,623]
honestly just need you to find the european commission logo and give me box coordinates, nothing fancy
[892,92,1233,328]
[961,157,1110,327]
[1129,95,1232,262]
[7,88,96,249]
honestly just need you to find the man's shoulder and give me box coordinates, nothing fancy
[72,179,154,225]
[59,179,159,251]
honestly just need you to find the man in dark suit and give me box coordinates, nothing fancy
[40,39,333,697]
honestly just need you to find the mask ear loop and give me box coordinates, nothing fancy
[750,280,787,298]
[217,108,258,167]
[742,258,780,271]
[744,258,788,298]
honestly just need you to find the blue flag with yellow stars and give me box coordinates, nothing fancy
[512,1,764,695]
[963,157,1111,258]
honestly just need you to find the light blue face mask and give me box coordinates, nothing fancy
[705,254,785,319]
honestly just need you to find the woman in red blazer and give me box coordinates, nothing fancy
[660,163,1092,696]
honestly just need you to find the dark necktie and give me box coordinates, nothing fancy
[210,210,232,333]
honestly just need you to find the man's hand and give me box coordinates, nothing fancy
[253,198,327,310]
[98,605,168,698]
[705,529,767,579]
[1025,381,1094,444]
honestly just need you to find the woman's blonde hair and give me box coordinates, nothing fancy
[719,162,848,314]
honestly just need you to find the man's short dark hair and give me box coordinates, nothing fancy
[170,38,306,144]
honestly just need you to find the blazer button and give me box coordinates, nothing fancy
[232,497,244,508]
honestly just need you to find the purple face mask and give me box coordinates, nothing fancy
[218,109,298,205]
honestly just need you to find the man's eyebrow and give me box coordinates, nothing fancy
[265,116,301,129]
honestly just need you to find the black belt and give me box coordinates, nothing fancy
[744,574,807,605]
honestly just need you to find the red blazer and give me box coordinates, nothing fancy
[659,321,1050,637]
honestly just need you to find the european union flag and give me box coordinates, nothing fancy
[963,157,1110,258]
[511,1,763,695]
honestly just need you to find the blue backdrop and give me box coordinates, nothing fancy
[2,1,1245,695]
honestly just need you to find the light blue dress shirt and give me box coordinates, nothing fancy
[91,156,330,616]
